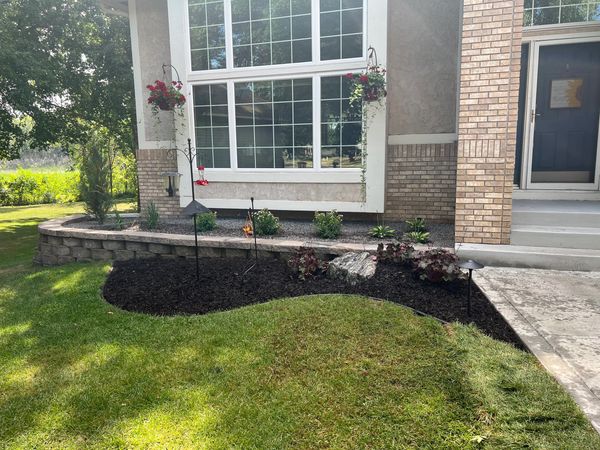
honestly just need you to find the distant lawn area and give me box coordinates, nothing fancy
[0,201,136,269]
[0,204,599,448]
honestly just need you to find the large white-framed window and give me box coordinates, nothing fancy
[178,0,372,172]
[167,0,387,210]
[524,0,600,27]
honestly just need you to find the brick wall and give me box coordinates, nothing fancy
[137,148,181,217]
[455,0,523,244]
[385,143,457,223]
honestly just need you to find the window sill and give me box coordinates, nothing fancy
[204,170,362,184]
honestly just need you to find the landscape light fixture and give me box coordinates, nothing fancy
[458,259,485,317]
[162,172,181,197]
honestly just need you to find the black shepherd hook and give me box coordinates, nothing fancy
[241,197,259,279]
[162,63,183,84]
[367,46,378,69]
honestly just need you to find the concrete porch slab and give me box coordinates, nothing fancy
[456,243,600,272]
[475,267,600,433]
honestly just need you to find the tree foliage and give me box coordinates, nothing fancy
[0,0,135,159]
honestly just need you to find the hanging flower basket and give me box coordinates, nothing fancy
[147,80,186,112]
[347,65,387,105]
[194,165,209,186]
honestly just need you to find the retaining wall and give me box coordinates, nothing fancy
[35,216,379,266]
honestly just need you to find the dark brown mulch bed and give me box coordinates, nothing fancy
[103,257,524,349]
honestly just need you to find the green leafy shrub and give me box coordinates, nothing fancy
[369,225,396,239]
[314,210,343,239]
[406,217,427,233]
[79,141,113,223]
[144,201,160,230]
[288,247,329,281]
[196,212,217,232]
[253,208,280,236]
[405,231,430,244]
[0,169,80,206]
[412,249,463,283]
[376,242,414,265]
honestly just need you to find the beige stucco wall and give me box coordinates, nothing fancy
[135,0,175,143]
[387,0,461,135]
[196,183,362,203]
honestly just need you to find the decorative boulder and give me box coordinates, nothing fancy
[327,252,377,286]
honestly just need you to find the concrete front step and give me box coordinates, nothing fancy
[513,200,600,228]
[511,225,600,250]
[456,243,600,271]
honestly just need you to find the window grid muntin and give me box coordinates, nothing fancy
[234,78,314,168]
[523,0,600,27]
[320,75,362,169]
[320,0,364,61]
[231,0,313,68]
[194,84,231,168]
[189,0,227,71]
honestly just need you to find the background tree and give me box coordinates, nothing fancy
[0,0,135,160]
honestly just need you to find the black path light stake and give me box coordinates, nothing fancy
[170,138,211,282]
[458,259,485,317]
[241,197,259,278]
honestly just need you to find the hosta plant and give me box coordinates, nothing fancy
[405,231,430,244]
[369,225,396,239]
[412,249,463,283]
[406,217,427,233]
[288,247,329,281]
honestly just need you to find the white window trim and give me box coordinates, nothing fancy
[167,0,388,212]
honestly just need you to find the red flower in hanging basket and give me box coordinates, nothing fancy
[348,64,387,104]
[146,79,186,112]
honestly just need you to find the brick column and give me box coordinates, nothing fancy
[137,148,181,218]
[455,0,524,244]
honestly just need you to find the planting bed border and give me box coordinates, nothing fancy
[36,215,441,266]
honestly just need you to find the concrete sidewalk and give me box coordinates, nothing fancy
[476,268,600,433]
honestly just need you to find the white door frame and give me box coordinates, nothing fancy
[521,34,600,191]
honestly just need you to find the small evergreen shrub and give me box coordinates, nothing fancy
[369,225,396,239]
[288,247,329,281]
[314,210,343,239]
[144,201,160,230]
[196,212,217,232]
[406,217,427,233]
[79,141,113,223]
[376,242,414,265]
[412,249,463,283]
[253,208,280,236]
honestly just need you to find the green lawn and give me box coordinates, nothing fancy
[0,204,599,449]
[0,202,135,269]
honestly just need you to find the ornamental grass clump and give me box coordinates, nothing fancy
[144,201,160,230]
[314,210,343,239]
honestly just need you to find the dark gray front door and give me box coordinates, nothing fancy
[531,41,600,186]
